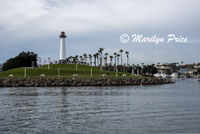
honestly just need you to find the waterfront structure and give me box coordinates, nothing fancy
[178,64,198,77]
[155,63,177,74]
[59,32,67,63]
[155,63,200,78]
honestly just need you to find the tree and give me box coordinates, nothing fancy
[2,51,38,71]
[93,54,97,66]
[89,54,92,66]
[98,48,104,66]
[114,52,117,66]
[83,53,87,64]
[66,57,71,63]
[110,55,113,66]
[79,56,84,64]
[96,53,99,66]
[74,55,79,64]
[125,51,129,66]
[117,54,120,66]
[104,53,108,66]
[181,61,184,65]
[142,64,158,75]
[119,49,123,65]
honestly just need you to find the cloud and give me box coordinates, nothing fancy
[1,0,200,34]
[0,0,200,63]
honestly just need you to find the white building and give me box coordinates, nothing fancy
[59,31,67,63]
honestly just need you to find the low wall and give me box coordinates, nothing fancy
[0,77,174,87]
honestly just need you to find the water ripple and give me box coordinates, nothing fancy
[0,79,200,133]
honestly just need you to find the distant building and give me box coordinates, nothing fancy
[155,63,200,77]
[155,63,177,74]
[178,64,199,77]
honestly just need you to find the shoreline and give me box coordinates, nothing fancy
[0,77,174,87]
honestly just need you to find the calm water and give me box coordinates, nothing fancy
[0,79,200,134]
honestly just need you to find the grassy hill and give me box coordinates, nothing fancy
[0,64,138,78]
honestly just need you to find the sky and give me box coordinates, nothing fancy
[0,0,200,65]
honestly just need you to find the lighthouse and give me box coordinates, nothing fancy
[59,31,66,63]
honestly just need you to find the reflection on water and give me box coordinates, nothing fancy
[0,79,200,133]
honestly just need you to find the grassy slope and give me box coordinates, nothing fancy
[0,64,138,78]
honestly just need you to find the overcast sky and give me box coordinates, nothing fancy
[0,0,200,64]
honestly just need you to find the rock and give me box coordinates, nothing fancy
[73,74,79,77]
[40,74,46,77]
[102,74,107,77]
[19,81,25,86]
[8,74,14,77]
[0,77,174,87]
[122,74,127,77]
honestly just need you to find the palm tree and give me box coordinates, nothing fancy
[119,49,123,65]
[93,54,97,66]
[114,52,117,66]
[141,63,144,75]
[83,53,87,64]
[117,54,120,66]
[104,53,108,66]
[66,57,70,63]
[98,48,104,66]
[125,51,129,66]
[89,54,92,66]
[181,61,184,65]
[110,55,113,66]
[96,53,100,66]
[68,56,73,63]
[141,63,144,67]
[104,56,107,67]
[75,55,79,64]
[79,56,84,64]
[72,56,76,64]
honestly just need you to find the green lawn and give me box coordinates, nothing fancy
[0,64,141,78]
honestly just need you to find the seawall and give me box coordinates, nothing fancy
[0,77,174,87]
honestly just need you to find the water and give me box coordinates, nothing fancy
[0,79,200,134]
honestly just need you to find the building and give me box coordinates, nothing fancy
[155,63,178,74]
[178,64,199,77]
[59,32,67,63]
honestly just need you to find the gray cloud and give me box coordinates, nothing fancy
[0,0,199,64]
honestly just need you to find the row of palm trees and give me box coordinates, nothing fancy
[66,48,130,67]
[64,50,159,75]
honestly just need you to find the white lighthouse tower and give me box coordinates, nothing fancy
[59,31,66,63]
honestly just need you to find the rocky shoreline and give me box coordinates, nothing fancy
[0,77,174,87]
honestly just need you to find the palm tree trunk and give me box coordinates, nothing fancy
[115,57,116,66]
[94,57,96,66]
[127,56,129,66]
[121,54,122,65]
[117,57,119,66]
